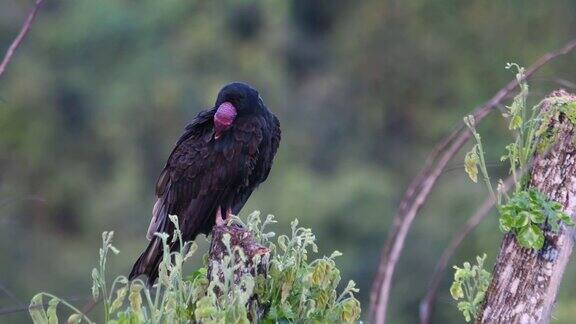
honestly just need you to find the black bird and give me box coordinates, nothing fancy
[129,82,281,285]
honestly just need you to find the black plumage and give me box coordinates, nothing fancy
[129,82,280,285]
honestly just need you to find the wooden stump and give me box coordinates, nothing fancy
[208,223,271,318]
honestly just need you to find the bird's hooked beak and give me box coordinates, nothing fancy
[214,102,237,139]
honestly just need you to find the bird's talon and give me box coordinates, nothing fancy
[215,208,226,227]
[225,208,233,223]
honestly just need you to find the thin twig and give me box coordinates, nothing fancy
[0,0,45,79]
[0,295,88,316]
[369,38,576,324]
[532,77,576,89]
[419,176,514,324]
[80,297,100,316]
[0,281,25,308]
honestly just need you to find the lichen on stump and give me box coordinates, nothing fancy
[479,90,576,323]
[208,223,270,280]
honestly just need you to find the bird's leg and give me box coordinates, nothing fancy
[225,207,233,223]
[215,207,226,227]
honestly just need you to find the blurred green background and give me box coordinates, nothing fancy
[1,0,576,322]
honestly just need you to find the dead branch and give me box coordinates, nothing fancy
[478,90,576,323]
[0,0,45,79]
[369,38,576,324]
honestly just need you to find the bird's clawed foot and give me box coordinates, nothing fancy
[215,207,233,227]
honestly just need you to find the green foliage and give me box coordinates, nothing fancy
[462,65,575,251]
[240,215,361,322]
[560,102,576,126]
[499,189,573,249]
[455,65,576,319]
[463,115,495,202]
[464,147,480,183]
[450,254,491,322]
[29,212,361,323]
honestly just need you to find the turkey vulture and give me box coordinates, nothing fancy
[129,82,281,285]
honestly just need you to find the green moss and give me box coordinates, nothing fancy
[534,100,576,154]
[536,123,559,154]
[560,102,576,125]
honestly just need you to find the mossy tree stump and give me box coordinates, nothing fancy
[479,90,576,323]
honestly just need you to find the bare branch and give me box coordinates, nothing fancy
[0,0,45,79]
[419,176,514,324]
[369,38,576,324]
[0,281,25,308]
[0,296,87,316]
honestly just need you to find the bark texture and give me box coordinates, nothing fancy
[479,90,576,323]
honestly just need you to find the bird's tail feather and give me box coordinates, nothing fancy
[128,237,163,286]
[130,196,219,286]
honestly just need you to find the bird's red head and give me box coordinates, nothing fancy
[214,101,237,139]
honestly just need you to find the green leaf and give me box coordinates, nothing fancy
[110,287,127,313]
[67,314,82,324]
[558,212,574,226]
[499,212,514,232]
[550,218,561,233]
[475,254,486,265]
[47,298,59,324]
[529,211,545,224]
[517,224,544,250]
[472,291,485,305]
[464,148,480,183]
[91,268,100,301]
[457,302,472,322]
[278,235,289,252]
[551,201,563,211]
[450,282,464,300]
[515,211,531,227]
[453,267,467,281]
[29,294,48,324]
[186,267,207,282]
[509,114,522,130]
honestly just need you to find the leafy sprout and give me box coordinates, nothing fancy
[499,189,574,249]
[462,64,575,251]
[29,211,361,323]
[450,254,491,322]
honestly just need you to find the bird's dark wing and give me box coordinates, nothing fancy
[231,112,281,214]
[147,109,217,239]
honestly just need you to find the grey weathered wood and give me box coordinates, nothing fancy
[479,90,576,324]
[208,224,270,283]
